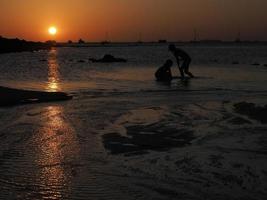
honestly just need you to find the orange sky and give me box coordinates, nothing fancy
[1,0,267,42]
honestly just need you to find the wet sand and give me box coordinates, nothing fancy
[0,46,267,199]
[99,97,267,200]
[1,89,267,200]
[0,92,267,199]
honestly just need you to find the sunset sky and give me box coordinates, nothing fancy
[1,0,267,42]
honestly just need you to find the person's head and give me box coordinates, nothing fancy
[168,44,176,52]
[164,59,173,67]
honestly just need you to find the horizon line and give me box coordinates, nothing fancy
[1,36,267,44]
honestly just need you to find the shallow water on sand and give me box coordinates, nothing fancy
[0,45,267,199]
[0,45,267,93]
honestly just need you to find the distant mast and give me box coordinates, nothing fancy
[194,29,197,42]
[101,31,110,45]
[105,31,109,42]
[192,28,199,43]
[235,30,241,43]
[138,32,143,43]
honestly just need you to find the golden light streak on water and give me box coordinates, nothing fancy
[32,106,80,199]
[47,48,61,92]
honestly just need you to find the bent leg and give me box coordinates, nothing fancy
[178,67,185,79]
[183,59,194,78]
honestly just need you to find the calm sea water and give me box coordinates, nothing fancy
[0,45,267,94]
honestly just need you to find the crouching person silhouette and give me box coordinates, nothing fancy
[155,59,173,82]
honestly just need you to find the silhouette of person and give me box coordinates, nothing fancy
[169,44,194,79]
[155,59,173,82]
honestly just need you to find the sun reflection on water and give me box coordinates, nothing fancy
[33,106,80,199]
[47,48,61,92]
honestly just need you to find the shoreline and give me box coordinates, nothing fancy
[0,37,52,54]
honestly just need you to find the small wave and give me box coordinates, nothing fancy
[76,87,267,98]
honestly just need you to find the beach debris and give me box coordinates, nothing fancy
[251,63,260,66]
[263,64,267,67]
[89,54,127,63]
[77,59,85,63]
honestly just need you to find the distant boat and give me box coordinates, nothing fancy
[78,39,85,44]
[235,30,241,43]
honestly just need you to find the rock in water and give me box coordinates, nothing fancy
[89,54,127,63]
[234,102,267,124]
[0,86,72,107]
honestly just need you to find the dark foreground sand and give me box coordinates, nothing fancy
[100,99,267,200]
[0,86,72,106]
[1,88,266,200]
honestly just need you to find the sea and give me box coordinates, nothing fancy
[0,44,267,93]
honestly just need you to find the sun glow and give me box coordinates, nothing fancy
[48,27,57,35]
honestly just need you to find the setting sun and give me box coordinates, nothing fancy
[48,27,57,35]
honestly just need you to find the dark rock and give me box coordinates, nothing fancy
[234,102,267,124]
[89,54,127,63]
[0,86,72,107]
